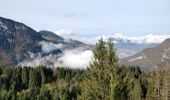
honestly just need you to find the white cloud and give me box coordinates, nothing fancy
[19,54,60,67]
[118,34,170,44]
[19,47,93,69]
[77,33,170,44]
[56,48,93,69]
[55,29,75,39]
[39,41,64,53]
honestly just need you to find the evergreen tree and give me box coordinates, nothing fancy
[38,86,51,100]
[29,69,37,88]
[112,77,127,100]
[40,66,46,85]
[10,67,22,91]
[80,37,119,99]
[22,67,29,88]
[131,79,142,100]
[146,73,156,99]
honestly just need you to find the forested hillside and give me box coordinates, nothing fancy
[0,38,168,100]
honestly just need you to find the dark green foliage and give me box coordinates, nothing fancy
[29,68,38,88]
[40,67,47,85]
[0,65,83,100]
[22,67,29,88]
[0,63,163,100]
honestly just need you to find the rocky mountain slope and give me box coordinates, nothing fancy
[0,17,44,65]
[121,38,170,71]
[0,17,88,66]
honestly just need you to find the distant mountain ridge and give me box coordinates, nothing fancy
[121,38,170,71]
[0,16,166,69]
[116,42,158,58]
[0,17,88,66]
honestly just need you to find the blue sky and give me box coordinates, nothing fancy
[0,0,170,37]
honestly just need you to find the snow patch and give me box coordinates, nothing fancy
[128,56,146,62]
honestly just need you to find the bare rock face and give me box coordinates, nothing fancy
[0,17,44,65]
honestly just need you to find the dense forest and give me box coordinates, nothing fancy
[0,38,168,100]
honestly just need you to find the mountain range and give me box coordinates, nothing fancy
[0,16,169,71]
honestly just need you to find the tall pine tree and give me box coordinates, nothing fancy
[79,37,119,99]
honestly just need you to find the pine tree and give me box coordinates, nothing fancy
[22,67,29,88]
[107,37,119,99]
[10,67,22,91]
[40,66,46,85]
[80,37,119,99]
[162,70,170,100]
[112,77,127,100]
[29,69,37,88]
[146,73,155,99]
[132,79,142,100]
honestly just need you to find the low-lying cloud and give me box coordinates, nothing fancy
[39,41,64,53]
[19,41,93,68]
[57,49,93,68]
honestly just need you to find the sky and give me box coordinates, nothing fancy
[0,0,170,37]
